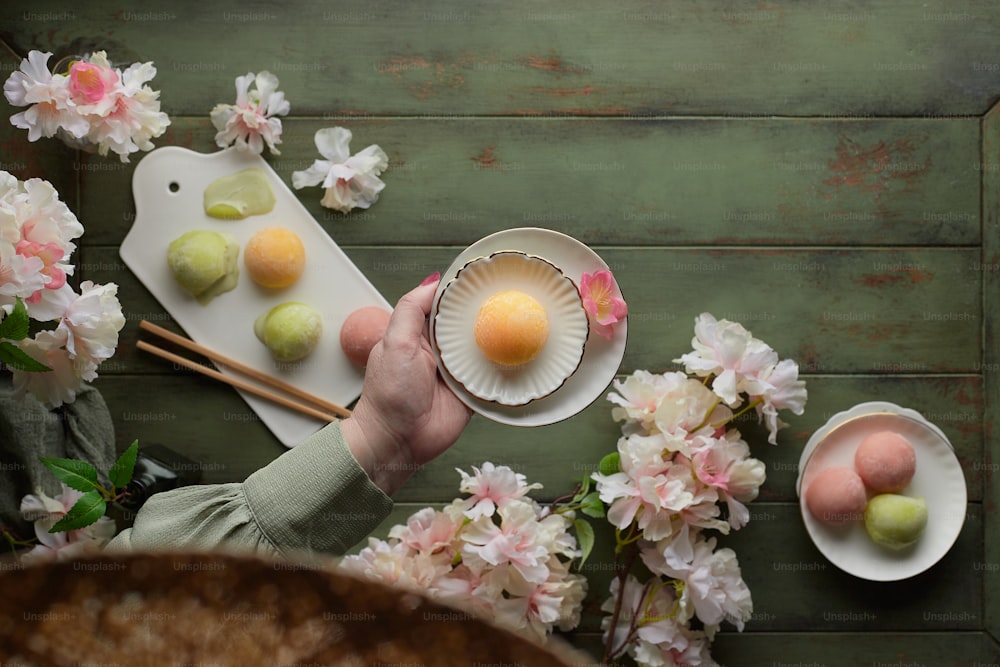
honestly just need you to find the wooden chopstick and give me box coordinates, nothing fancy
[138,320,351,421]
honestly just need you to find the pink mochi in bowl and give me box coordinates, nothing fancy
[805,466,868,525]
[854,430,917,493]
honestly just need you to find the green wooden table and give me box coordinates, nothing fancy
[3,1,999,663]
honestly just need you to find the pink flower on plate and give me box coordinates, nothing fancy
[210,70,290,155]
[579,270,627,340]
[67,60,119,105]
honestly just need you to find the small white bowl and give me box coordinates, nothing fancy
[433,251,589,406]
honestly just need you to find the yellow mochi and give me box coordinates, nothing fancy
[474,290,549,367]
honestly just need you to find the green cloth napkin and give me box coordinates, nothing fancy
[0,378,116,537]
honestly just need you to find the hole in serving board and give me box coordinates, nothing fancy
[168,181,180,193]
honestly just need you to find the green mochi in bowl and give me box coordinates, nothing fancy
[864,494,928,550]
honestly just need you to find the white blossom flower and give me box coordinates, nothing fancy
[11,328,81,406]
[608,370,682,435]
[210,70,289,155]
[292,127,388,213]
[653,376,734,448]
[754,358,808,444]
[55,281,126,381]
[641,534,753,631]
[3,51,87,142]
[674,313,778,407]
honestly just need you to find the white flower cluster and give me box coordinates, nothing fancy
[593,313,807,666]
[0,171,125,406]
[338,462,588,642]
[3,50,170,162]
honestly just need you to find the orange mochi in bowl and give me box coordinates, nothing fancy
[434,251,589,406]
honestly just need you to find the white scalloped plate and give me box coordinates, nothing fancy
[435,251,588,406]
[121,147,391,447]
[796,402,967,581]
[429,228,627,427]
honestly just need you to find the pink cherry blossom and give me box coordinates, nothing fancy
[68,60,119,105]
[686,431,765,530]
[455,462,542,520]
[15,241,65,301]
[338,537,448,589]
[461,500,549,584]
[579,270,627,340]
[388,506,461,556]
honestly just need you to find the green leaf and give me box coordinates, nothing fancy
[39,457,99,493]
[0,341,51,372]
[108,440,139,489]
[49,491,106,532]
[0,298,30,340]
[573,518,596,568]
[598,452,621,476]
[580,491,606,519]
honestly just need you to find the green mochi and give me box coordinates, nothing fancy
[167,231,240,305]
[254,302,323,363]
[864,494,928,550]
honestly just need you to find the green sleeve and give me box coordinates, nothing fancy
[105,421,393,557]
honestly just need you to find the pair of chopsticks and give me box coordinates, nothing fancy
[136,320,351,423]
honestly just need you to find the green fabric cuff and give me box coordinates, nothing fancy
[243,422,393,556]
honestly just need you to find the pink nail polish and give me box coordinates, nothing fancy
[420,271,440,286]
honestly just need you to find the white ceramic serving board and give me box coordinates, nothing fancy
[121,146,390,447]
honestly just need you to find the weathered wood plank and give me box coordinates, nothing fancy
[95,368,983,504]
[563,631,1000,665]
[71,117,980,247]
[981,99,1000,646]
[2,1,999,117]
[83,245,982,376]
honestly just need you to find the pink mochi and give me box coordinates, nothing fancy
[854,430,917,493]
[805,466,867,525]
[340,306,392,367]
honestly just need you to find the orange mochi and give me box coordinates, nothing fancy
[474,290,549,367]
[244,226,306,289]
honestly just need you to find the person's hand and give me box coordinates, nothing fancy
[341,274,472,495]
